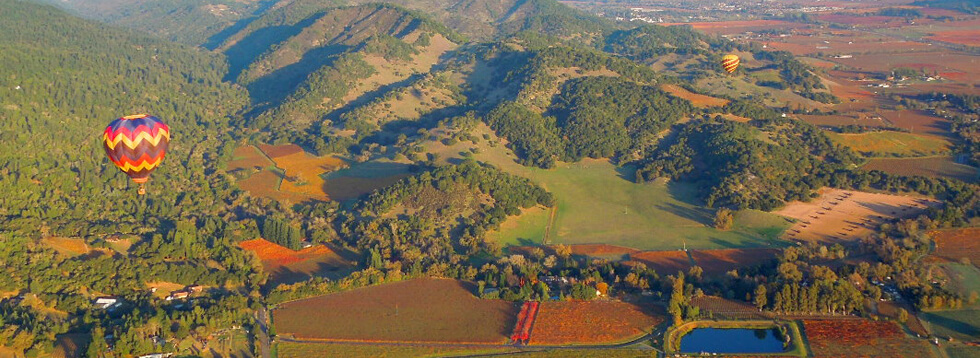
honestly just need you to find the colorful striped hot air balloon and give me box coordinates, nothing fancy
[102,114,170,195]
[721,54,740,73]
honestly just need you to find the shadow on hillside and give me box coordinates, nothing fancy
[247,44,350,105]
[220,14,325,82]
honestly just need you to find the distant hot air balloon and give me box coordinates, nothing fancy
[102,114,170,195]
[721,54,740,73]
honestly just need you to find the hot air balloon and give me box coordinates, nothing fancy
[721,54,740,73]
[102,114,170,195]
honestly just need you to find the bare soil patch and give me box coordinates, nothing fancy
[776,188,941,243]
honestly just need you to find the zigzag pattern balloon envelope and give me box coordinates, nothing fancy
[722,54,740,73]
[102,114,170,186]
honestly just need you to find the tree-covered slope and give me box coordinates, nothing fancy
[35,0,278,45]
[0,0,249,237]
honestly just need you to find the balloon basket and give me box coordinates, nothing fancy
[138,183,146,195]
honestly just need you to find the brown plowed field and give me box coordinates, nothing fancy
[661,84,729,108]
[628,250,692,275]
[569,244,640,257]
[776,188,941,243]
[690,248,779,275]
[802,319,935,358]
[227,145,273,171]
[862,157,978,183]
[528,301,664,345]
[929,228,980,266]
[274,279,516,344]
[927,30,980,47]
[257,143,304,158]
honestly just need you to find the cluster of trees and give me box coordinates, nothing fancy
[338,160,554,273]
[752,50,839,104]
[261,216,304,250]
[638,112,860,210]
[604,23,731,60]
[485,76,693,168]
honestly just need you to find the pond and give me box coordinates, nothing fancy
[679,327,785,354]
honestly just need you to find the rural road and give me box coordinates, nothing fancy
[256,307,272,358]
[278,330,662,356]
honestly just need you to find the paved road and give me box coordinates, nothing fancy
[256,307,272,358]
[278,329,661,354]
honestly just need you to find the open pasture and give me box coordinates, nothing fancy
[776,188,940,243]
[765,30,933,56]
[628,250,693,275]
[929,228,980,267]
[803,319,936,358]
[493,206,553,247]
[937,263,980,308]
[661,84,729,108]
[920,309,980,342]
[862,157,978,182]
[273,278,516,344]
[690,248,779,275]
[528,301,664,345]
[827,131,952,157]
[661,20,806,35]
[239,238,355,285]
[816,14,910,27]
[42,237,90,256]
[475,154,792,250]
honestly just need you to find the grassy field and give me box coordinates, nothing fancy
[939,263,980,308]
[827,131,952,157]
[946,345,980,358]
[490,206,552,246]
[273,278,517,343]
[482,157,790,251]
[920,309,980,342]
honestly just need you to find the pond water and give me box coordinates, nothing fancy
[679,327,785,354]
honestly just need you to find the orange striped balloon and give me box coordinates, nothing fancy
[102,114,170,194]
[721,54,740,73]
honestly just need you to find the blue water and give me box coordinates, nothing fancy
[679,328,785,354]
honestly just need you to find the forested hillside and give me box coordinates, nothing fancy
[4,0,980,356]
[35,0,277,45]
[0,1,259,355]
